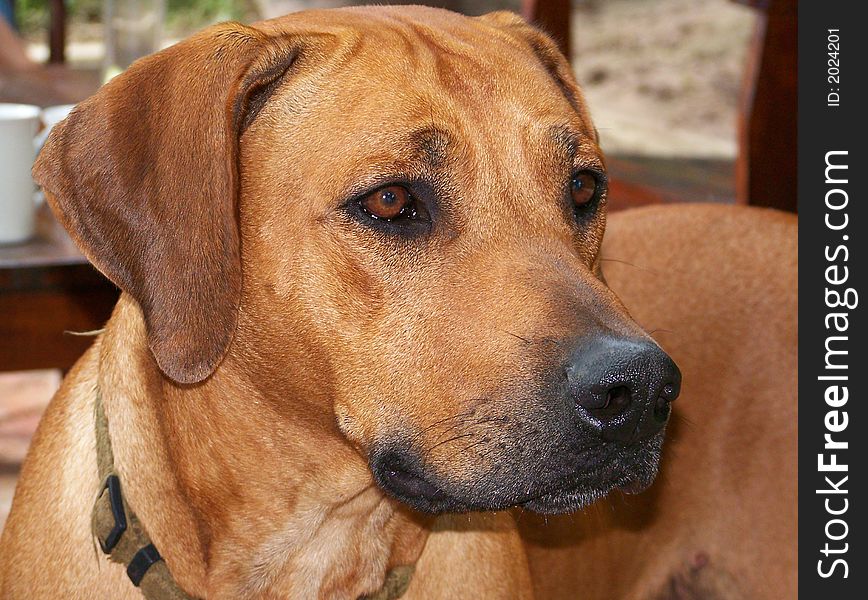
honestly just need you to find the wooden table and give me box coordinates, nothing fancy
[0,66,100,108]
[0,204,118,372]
[607,155,735,212]
[1,67,115,373]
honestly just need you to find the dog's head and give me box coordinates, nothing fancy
[35,6,679,514]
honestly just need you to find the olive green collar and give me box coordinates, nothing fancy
[91,389,413,599]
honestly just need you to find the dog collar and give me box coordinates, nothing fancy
[91,390,414,599]
[92,390,194,599]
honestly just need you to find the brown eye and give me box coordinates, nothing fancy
[360,185,415,220]
[570,170,600,208]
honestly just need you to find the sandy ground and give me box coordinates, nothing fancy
[570,0,755,157]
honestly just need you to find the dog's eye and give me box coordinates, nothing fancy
[570,170,600,209]
[359,185,417,221]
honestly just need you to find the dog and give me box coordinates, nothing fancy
[0,6,796,599]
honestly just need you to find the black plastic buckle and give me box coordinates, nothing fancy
[99,474,127,554]
[127,543,163,587]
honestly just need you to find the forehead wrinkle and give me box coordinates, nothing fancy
[403,18,485,62]
[350,18,423,73]
[397,21,501,105]
[370,124,460,179]
[355,10,485,71]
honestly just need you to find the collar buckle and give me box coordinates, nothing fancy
[98,474,128,554]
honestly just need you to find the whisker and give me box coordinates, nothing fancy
[446,437,488,461]
[599,257,642,267]
[407,409,477,443]
[422,409,475,432]
[470,415,511,427]
[673,412,697,431]
[431,413,490,442]
[647,328,678,337]
[500,329,532,344]
[425,432,476,453]
[599,256,668,277]
[65,328,105,337]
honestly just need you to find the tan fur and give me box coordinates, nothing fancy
[0,6,795,600]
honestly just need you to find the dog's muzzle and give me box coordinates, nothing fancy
[371,335,681,514]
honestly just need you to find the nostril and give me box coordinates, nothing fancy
[578,384,633,418]
[654,394,672,422]
[604,385,631,414]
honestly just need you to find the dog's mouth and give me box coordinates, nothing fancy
[371,436,663,515]
[372,451,470,513]
[376,453,455,506]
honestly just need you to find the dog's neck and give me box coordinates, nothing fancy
[97,296,430,599]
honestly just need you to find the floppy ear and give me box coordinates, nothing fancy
[33,22,301,384]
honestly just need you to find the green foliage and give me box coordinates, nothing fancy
[15,0,257,37]
[165,0,253,34]
[15,0,48,34]
[17,0,101,33]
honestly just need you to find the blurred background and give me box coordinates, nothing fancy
[0,0,795,531]
[8,0,757,157]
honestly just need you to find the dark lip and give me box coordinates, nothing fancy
[616,476,655,495]
[378,482,478,514]
[373,438,663,514]
[522,489,611,514]
[378,467,639,515]
[372,452,480,514]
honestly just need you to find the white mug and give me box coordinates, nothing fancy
[0,103,41,244]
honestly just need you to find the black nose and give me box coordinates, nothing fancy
[565,336,681,443]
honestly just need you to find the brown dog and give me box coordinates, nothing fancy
[0,6,796,599]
